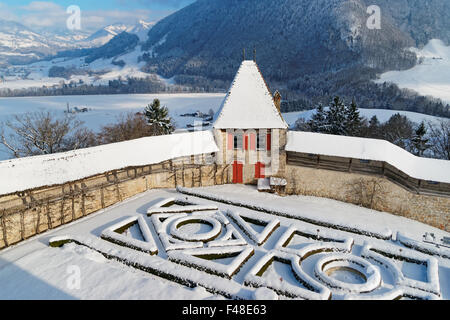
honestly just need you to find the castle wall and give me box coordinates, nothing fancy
[1,130,449,250]
[285,165,450,232]
[0,155,230,249]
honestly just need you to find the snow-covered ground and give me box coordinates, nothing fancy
[0,185,448,300]
[377,39,450,104]
[0,93,224,160]
[0,93,446,161]
[0,93,224,131]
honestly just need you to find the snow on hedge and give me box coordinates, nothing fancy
[48,234,254,299]
[100,215,158,255]
[0,130,219,196]
[151,209,248,251]
[274,225,354,256]
[244,250,331,300]
[314,254,382,294]
[397,232,450,260]
[151,213,205,251]
[225,209,280,245]
[286,131,450,184]
[170,215,223,243]
[148,204,219,215]
[176,186,393,240]
[361,242,441,297]
[168,245,254,279]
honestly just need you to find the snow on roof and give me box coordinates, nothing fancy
[213,60,288,129]
[286,131,450,184]
[0,130,218,196]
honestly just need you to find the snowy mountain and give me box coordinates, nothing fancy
[0,20,66,65]
[0,20,154,67]
[0,20,158,90]
[139,0,450,115]
[82,20,154,47]
[377,39,450,104]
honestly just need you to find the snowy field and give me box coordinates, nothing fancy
[0,185,448,300]
[377,39,450,104]
[0,93,445,161]
[0,93,224,160]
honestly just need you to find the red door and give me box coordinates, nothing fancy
[233,161,243,184]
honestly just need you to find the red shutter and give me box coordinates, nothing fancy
[267,132,272,151]
[255,162,266,179]
[244,134,249,150]
[227,133,233,150]
[250,133,256,150]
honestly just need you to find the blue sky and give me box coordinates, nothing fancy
[0,0,196,32]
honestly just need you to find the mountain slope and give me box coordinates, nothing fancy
[138,0,449,117]
[142,0,420,80]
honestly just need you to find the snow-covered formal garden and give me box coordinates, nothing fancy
[1,185,448,300]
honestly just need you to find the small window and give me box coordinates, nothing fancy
[257,132,267,150]
[359,159,371,164]
[427,181,440,185]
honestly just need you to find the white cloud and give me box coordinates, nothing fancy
[10,2,155,33]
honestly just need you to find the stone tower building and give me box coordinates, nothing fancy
[213,60,288,184]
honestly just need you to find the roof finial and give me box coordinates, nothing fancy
[253,48,256,62]
[242,48,246,61]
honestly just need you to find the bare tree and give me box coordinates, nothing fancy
[96,112,155,145]
[428,120,450,160]
[346,178,387,211]
[0,111,96,158]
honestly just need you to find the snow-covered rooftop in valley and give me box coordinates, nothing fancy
[286,131,450,184]
[1,185,448,300]
[0,130,218,196]
[213,60,288,129]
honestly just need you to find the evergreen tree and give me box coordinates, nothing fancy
[308,103,327,133]
[345,99,362,136]
[411,121,430,156]
[366,115,382,139]
[325,96,347,135]
[369,115,380,129]
[144,99,174,136]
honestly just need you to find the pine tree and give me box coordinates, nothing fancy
[367,115,382,139]
[308,103,327,133]
[369,115,380,129]
[326,96,347,135]
[144,99,174,136]
[411,121,430,157]
[345,99,362,136]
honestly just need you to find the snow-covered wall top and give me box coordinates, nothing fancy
[0,130,218,196]
[286,131,450,184]
[213,60,288,129]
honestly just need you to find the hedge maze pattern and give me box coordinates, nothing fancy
[49,193,446,300]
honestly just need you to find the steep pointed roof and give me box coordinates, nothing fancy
[213,60,288,129]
